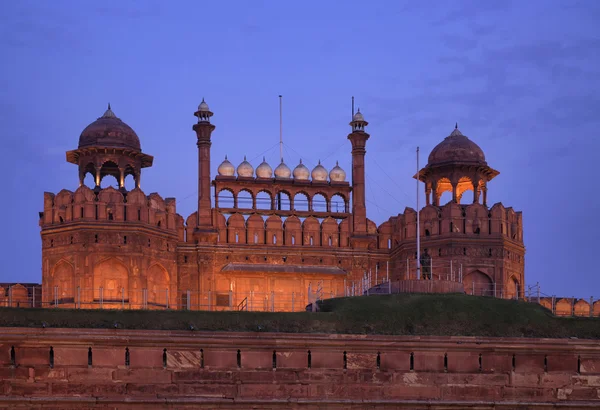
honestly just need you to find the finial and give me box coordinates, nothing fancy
[318,159,321,165]
[263,156,266,161]
[244,155,247,161]
[336,160,339,166]
[455,122,458,129]
[202,97,205,103]
[299,158,303,164]
[225,155,228,160]
[281,158,284,163]
[108,102,111,110]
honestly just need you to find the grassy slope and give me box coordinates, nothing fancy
[1,294,599,339]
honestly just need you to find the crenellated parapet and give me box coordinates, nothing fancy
[40,186,179,232]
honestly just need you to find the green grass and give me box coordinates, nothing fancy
[1,293,599,338]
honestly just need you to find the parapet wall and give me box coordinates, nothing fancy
[1,328,600,408]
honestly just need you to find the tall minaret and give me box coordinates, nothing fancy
[193,99,215,231]
[348,109,369,236]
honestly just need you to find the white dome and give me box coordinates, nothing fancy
[237,156,254,177]
[217,155,235,176]
[293,159,310,180]
[256,157,273,178]
[329,161,346,182]
[352,109,365,122]
[311,160,328,181]
[274,159,291,178]
[198,98,210,112]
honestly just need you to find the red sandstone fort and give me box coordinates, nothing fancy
[20,100,525,310]
[3,100,600,409]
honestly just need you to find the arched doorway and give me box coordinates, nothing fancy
[147,264,170,307]
[463,270,493,296]
[93,258,129,304]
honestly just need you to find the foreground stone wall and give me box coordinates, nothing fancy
[1,328,600,408]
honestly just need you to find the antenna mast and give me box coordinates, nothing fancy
[279,95,283,162]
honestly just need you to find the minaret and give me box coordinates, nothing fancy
[348,109,369,236]
[193,99,215,231]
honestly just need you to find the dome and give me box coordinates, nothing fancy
[293,159,310,180]
[352,109,365,122]
[274,159,291,178]
[311,160,328,181]
[256,157,273,178]
[198,98,210,112]
[329,161,346,182]
[78,105,141,151]
[236,156,254,177]
[217,155,235,176]
[427,125,486,166]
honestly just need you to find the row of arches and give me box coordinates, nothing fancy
[45,258,173,308]
[216,189,349,213]
[214,214,352,247]
[79,159,141,190]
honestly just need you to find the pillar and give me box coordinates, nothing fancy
[482,185,488,207]
[193,102,216,228]
[348,126,370,234]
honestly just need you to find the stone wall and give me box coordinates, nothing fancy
[1,328,600,408]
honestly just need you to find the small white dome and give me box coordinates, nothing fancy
[274,159,291,178]
[329,161,346,182]
[352,109,365,122]
[217,155,235,176]
[237,156,254,177]
[293,159,310,180]
[198,98,210,112]
[256,157,273,178]
[311,160,328,181]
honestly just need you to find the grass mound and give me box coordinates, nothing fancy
[1,293,598,338]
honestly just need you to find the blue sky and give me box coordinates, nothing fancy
[0,0,598,296]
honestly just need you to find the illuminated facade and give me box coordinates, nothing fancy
[38,101,525,310]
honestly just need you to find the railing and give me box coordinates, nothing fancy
[1,280,598,318]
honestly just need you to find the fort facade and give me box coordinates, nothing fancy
[36,101,525,310]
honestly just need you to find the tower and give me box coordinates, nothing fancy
[193,99,217,242]
[347,109,375,248]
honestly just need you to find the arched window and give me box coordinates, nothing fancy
[328,236,332,246]
[256,191,272,210]
[217,189,234,208]
[291,235,296,245]
[388,239,391,249]
[309,236,314,245]
[254,232,258,244]
[312,193,327,212]
[273,234,277,244]
[331,194,347,213]
[235,232,239,243]
[275,191,291,211]
[293,192,309,212]
[237,190,253,209]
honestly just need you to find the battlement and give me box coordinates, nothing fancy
[40,185,179,233]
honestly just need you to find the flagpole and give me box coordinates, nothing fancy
[416,147,421,280]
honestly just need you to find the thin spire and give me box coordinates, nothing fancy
[455,122,458,129]
[108,102,111,110]
[225,155,228,160]
[279,95,283,163]
[352,96,355,119]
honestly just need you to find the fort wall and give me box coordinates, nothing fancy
[1,328,600,408]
